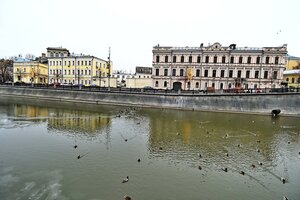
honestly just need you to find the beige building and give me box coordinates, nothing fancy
[283,56,300,87]
[152,43,287,90]
[47,47,115,87]
[13,57,48,84]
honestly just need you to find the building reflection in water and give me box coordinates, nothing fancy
[146,109,300,171]
[10,103,111,137]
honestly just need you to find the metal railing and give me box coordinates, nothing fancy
[0,82,299,95]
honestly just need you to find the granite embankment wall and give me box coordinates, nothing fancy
[0,86,299,116]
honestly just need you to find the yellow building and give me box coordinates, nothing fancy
[47,47,113,86]
[13,58,48,84]
[283,56,300,87]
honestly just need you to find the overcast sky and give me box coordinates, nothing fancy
[0,0,299,72]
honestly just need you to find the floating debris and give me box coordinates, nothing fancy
[281,177,286,184]
[74,145,78,149]
[258,162,263,166]
[239,171,245,175]
[251,164,256,168]
[221,167,228,172]
[124,195,132,200]
[137,158,141,162]
[198,166,202,170]
[159,147,163,150]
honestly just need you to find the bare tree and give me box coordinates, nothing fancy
[0,59,13,83]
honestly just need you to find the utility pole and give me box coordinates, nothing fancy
[108,47,111,91]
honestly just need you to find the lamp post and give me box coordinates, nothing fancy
[107,47,111,91]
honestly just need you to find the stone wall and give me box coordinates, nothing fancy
[0,86,299,116]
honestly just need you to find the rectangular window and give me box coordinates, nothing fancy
[85,61,87,66]
[172,69,176,76]
[275,57,279,64]
[239,57,243,64]
[173,56,176,63]
[89,61,91,65]
[64,61,67,66]
[247,57,251,64]
[165,56,168,63]
[155,68,159,76]
[264,71,268,79]
[196,69,200,77]
[212,70,216,77]
[72,70,74,75]
[230,56,234,64]
[64,70,66,75]
[221,70,225,77]
[246,70,250,78]
[266,57,270,64]
[222,56,226,63]
[68,61,70,66]
[229,70,233,78]
[181,56,184,63]
[256,57,260,64]
[237,70,241,78]
[204,70,208,77]
[189,56,192,63]
[164,69,168,76]
[205,56,209,63]
[255,71,259,78]
[180,69,184,76]
[213,56,217,63]
[197,56,201,63]
[156,56,160,63]
[273,71,278,79]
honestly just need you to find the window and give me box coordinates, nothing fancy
[155,81,159,87]
[266,56,270,64]
[89,70,91,75]
[229,70,233,78]
[64,70,66,75]
[165,56,168,63]
[72,61,75,65]
[155,68,159,76]
[195,82,199,88]
[85,70,87,75]
[81,61,84,66]
[230,56,234,63]
[189,56,192,63]
[55,53,59,57]
[164,81,167,87]
[197,56,201,63]
[50,69,52,74]
[213,56,217,63]
[247,56,251,64]
[164,69,168,76]
[85,61,87,66]
[180,69,184,76]
[220,83,223,89]
[172,69,176,76]
[286,78,289,82]
[61,53,64,57]
[246,70,250,78]
[50,53,54,57]
[264,71,268,79]
[221,70,225,77]
[205,56,209,63]
[204,70,208,77]
[64,61,67,66]
[275,56,279,64]
[72,70,74,75]
[68,61,70,66]
[222,56,226,63]
[81,70,83,75]
[89,61,91,66]
[156,55,160,63]
[273,71,278,79]
[173,56,176,63]
[212,70,216,77]
[236,70,241,78]
[196,69,200,77]
[292,78,295,83]
[239,56,243,64]
[228,83,232,89]
[187,82,191,89]
[69,70,71,75]
[256,57,260,64]
[181,56,184,63]
[78,61,80,66]
[255,71,259,78]
[212,83,215,88]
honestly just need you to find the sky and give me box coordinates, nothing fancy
[0,0,299,72]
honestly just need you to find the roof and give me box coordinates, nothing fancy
[287,55,300,60]
[283,69,300,75]
[47,47,69,52]
[14,58,32,63]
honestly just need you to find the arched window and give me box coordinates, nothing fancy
[220,83,223,89]
[155,81,159,87]
[164,81,168,87]
[212,83,215,88]
[187,81,191,89]
[195,82,199,88]
[156,55,160,63]
[228,83,232,89]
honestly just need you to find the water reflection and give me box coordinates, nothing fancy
[0,96,299,200]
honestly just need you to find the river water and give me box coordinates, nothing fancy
[0,96,299,200]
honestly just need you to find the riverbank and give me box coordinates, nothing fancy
[0,86,299,116]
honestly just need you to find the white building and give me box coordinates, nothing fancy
[152,42,287,90]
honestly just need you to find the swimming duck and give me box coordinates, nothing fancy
[281,177,286,184]
[258,162,263,166]
[239,171,245,175]
[74,145,78,149]
[77,155,81,159]
[198,166,202,170]
[221,167,228,172]
[137,158,141,162]
[122,176,129,183]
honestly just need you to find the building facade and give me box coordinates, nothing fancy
[283,56,300,87]
[152,42,287,90]
[47,47,113,86]
[13,58,48,84]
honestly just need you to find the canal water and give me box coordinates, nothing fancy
[0,96,299,200]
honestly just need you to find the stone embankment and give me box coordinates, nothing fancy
[0,86,299,116]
